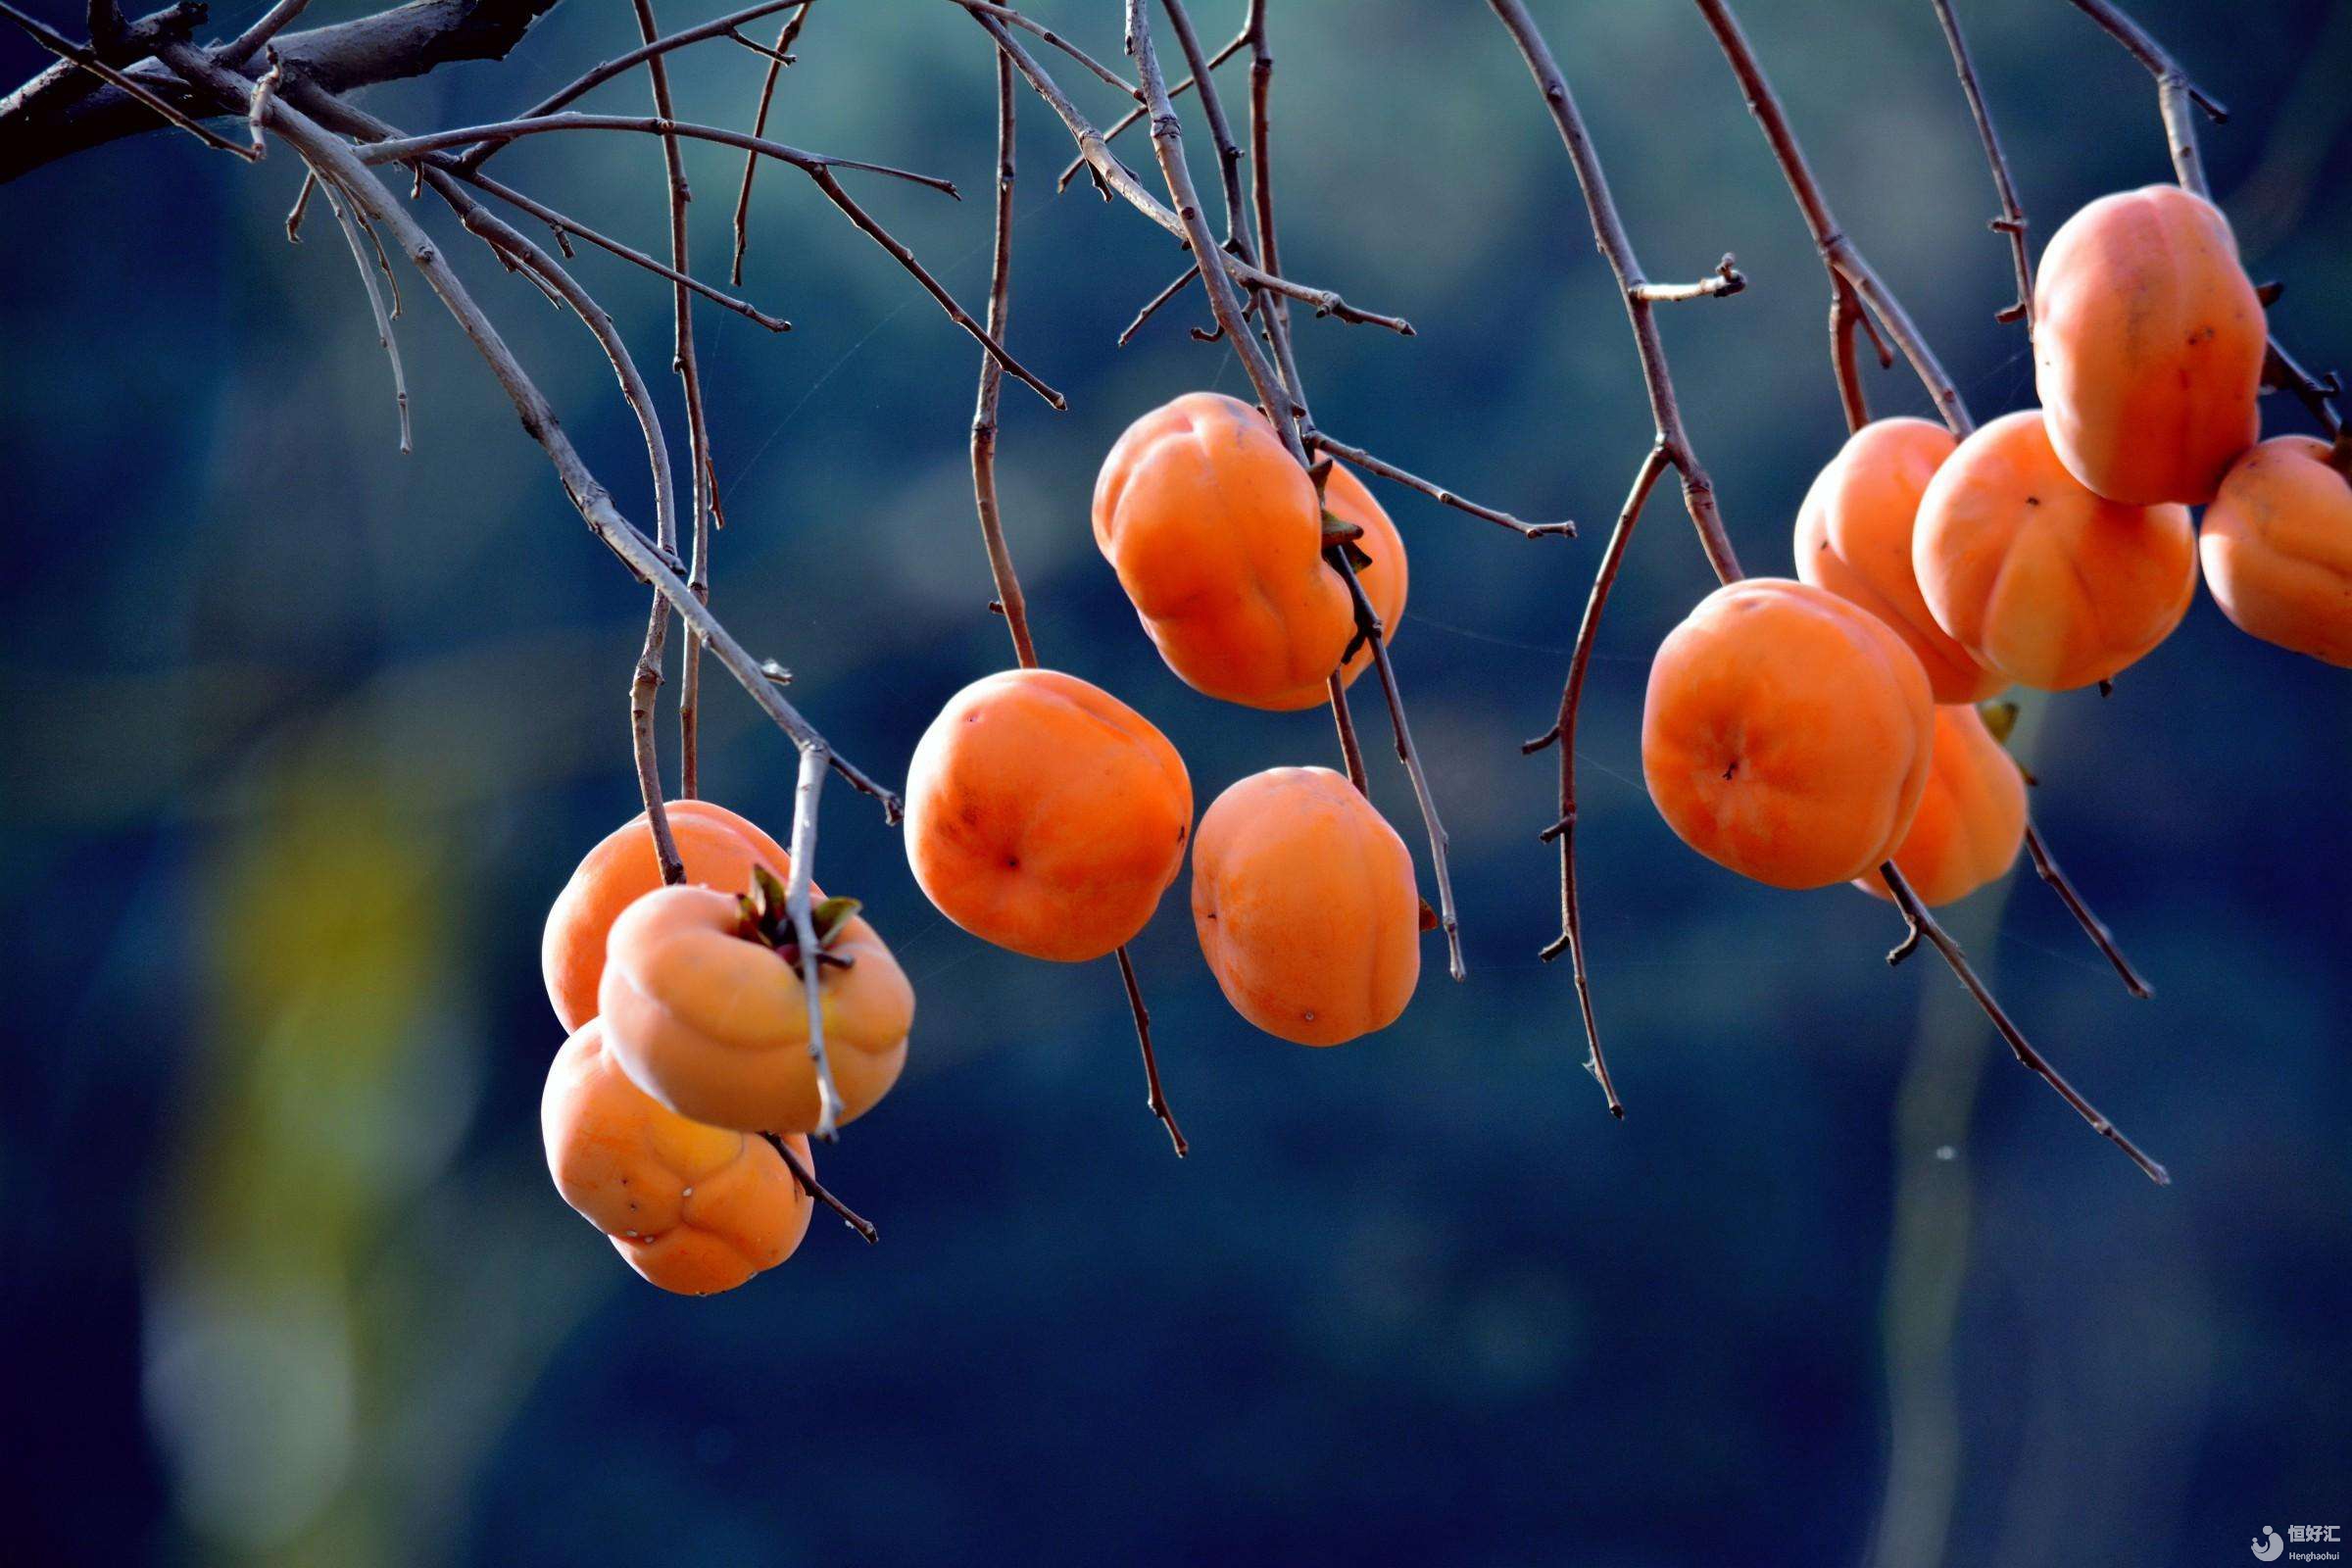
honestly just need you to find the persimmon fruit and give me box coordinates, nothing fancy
[904,667,1193,962]
[1854,704,2027,907]
[2034,183,2264,506]
[1642,577,1936,890]
[1913,410,2197,691]
[543,800,805,1034]
[599,878,913,1135]
[1794,416,2004,705]
[2199,436,2352,667]
[1093,391,1406,710]
[542,1018,814,1296]
[1190,766,1420,1047]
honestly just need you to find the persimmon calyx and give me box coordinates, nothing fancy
[736,865,860,969]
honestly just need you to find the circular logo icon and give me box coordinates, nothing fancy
[2252,1527,2285,1561]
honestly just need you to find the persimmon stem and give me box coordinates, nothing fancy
[1327,673,1370,797]
[761,1132,878,1243]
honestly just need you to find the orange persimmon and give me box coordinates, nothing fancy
[2199,436,2352,667]
[904,668,1192,962]
[1793,416,2004,705]
[599,882,912,1135]
[2034,183,2264,506]
[1190,766,1420,1047]
[1913,410,2197,691]
[542,1018,814,1296]
[1642,578,1935,890]
[1093,392,1406,710]
[1854,705,2027,907]
[543,800,807,1034]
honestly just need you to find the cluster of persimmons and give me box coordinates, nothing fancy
[538,390,1426,1295]
[1647,184,2348,907]
[531,182,2349,1295]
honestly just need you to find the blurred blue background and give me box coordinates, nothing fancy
[3,1,2347,1562]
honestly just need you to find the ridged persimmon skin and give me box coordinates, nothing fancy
[1190,767,1419,1047]
[600,886,912,1135]
[2034,184,2263,506]
[1913,410,2197,691]
[1794,417,2004,706]
[1093,392,1406,710]
[543,801,804,1034]
[1854,706,2026,907]
[542,1019,813,1296]
[904,668,1193,962]
[2199,436,2352,668]
[1642,578,1935,890]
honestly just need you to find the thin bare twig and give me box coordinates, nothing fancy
[979,10,1413,337]
[364,113,960,194]
[1056,24,1243,191]
[959,0,1137,99]
[1929,0,2033,325]
[625,0,718,805]
[1117,947,1189,1156]
[308,164,412,456]
[1690,0,1974,438]
[1881,865,2167,1184]
[2063,0,2226,196]
[2023,825,2152,999]
[1305,428,1575,539]
[729,1,813,286]
[761,1131,878,1243]
[1525,443,1669,1119]
[1116,264,1200,345]
[970,50,1037,670]
[457,0,811,171]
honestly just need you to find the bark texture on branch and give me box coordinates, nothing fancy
[0,0,563,183]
